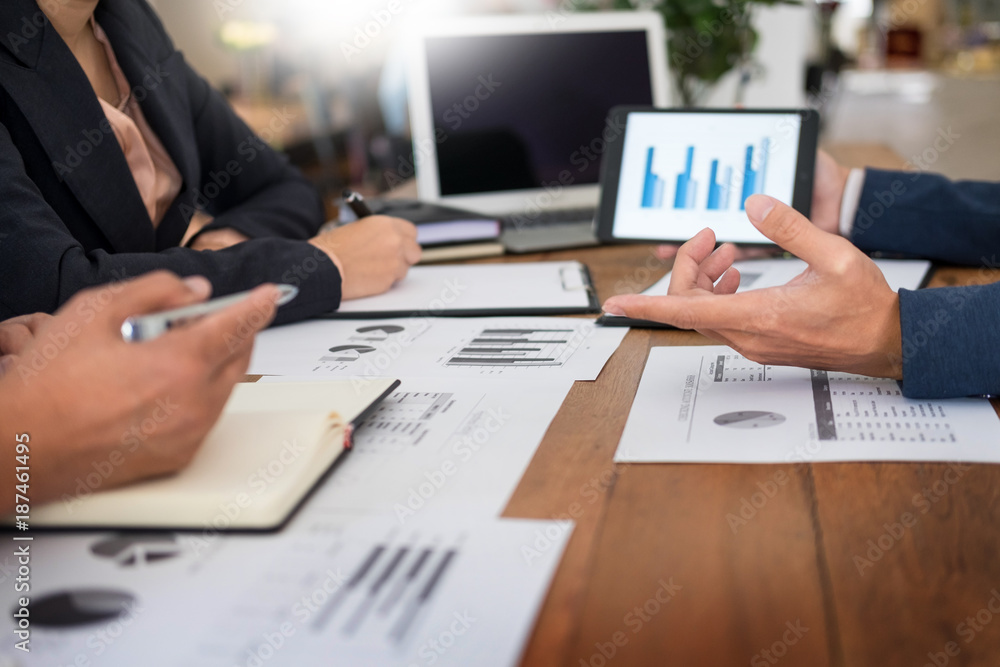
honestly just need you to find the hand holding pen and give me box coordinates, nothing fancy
[307,190,422,300]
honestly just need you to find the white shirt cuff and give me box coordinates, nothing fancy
[838,168,866,238]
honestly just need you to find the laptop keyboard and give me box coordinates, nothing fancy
[500,207,596,231]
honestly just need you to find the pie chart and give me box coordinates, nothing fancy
[713,411,786,429]
[90,534,181,567]
[28,589,135,628]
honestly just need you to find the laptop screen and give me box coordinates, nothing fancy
[424,30,655,197]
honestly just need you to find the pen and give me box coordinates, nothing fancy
[121,284,298,343]
[342,189,374,219]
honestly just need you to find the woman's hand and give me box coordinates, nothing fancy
[3,272,280,511]
[310,215,422,300]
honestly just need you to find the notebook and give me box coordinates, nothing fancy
[24,379,399,531]
[340,198,505,263]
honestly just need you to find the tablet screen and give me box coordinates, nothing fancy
[610,111,805,244]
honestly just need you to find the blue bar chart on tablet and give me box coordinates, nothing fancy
[739,137,770,209]
[615,111,801,243]
[640,147,664,209]
[706,160,733,211]
[672,146,697,210]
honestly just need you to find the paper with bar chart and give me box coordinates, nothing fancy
[253,376,574,522]
[614,112,803,243]
[615,346,1000,464]
[248,316,627,381]
[6,514,571,667]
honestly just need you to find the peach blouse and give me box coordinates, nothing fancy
[92,19,181,227]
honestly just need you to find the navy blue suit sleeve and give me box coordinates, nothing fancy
[0,119,340,325]
[898,283,1000,398]
[849,169,1000,398]
[851,168,1000,266]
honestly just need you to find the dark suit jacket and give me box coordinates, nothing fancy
[852,168,1000,398]
[0,0,341,325]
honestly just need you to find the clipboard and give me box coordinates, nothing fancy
[325,261,600,319]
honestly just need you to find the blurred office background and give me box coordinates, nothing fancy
[148,0,1000,200]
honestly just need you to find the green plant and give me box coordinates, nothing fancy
[582,0,801,107]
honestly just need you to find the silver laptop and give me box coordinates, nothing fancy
[406,12,670,253]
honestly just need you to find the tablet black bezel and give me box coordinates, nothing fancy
[595,106,821,246]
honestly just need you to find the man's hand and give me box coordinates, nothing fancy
[310,215,421,300]
[0,313,52,377]
[603,195,903,379]
[3,272,281,509]
[809,149,851,235]
[653,149,851,261]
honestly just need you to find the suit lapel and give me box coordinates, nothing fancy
[0,3,155,253]
[96,3,200,250]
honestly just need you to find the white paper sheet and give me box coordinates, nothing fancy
[256,377,573,525]
[616,346,1000,464]
[602,258,931,322]
[0,514,572,667]
[250,317,627,381]
[335,261,594,316]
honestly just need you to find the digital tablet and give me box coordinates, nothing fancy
[596,107,820,245]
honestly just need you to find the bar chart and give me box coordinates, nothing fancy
[614,112,801,244]
[637,139,772,212]
[640,147,664,208]
[311,537,461,643]
[673,146,697,209]
[706,160,733,211]
[739,137,770,210]
[445,327,579,368]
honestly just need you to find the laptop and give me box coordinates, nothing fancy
[406,12,670,253]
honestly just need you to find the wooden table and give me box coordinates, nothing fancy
[463,144,1000,667]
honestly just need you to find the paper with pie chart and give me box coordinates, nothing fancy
[249,316,627,381]
[0,514,570,667]
[615,346,1000,464]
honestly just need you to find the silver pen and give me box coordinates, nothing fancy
[121,284,298,343]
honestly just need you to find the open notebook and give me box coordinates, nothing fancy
[24,379,399,531]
